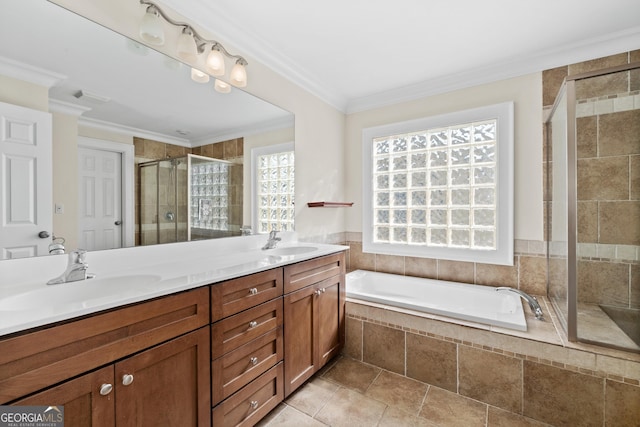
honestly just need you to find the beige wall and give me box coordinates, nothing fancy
[344,73,544,241]
[52,112,79,249]
[0,75,48,111]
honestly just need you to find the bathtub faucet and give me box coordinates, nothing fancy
[496,287,544,320]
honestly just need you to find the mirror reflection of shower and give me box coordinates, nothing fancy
[138,154,242,245]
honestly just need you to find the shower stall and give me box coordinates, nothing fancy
[546,62,639,352]
[138,154,242,245]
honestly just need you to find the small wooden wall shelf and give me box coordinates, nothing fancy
[307,202,354,208]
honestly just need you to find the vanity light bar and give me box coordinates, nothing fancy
[139,0,248,89]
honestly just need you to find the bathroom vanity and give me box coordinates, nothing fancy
[0,236,346,426]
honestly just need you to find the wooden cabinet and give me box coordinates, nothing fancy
[1,288,211,426]
[211,268,284,426]
[283,253,345,397]
[2,250,346,427]
[15,366,115,427]
[14,328,210,427]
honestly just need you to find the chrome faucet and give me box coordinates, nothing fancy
[262,230,281,250]
[47,250,95,285]
[496,287,544,320]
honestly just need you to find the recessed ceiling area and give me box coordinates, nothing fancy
[160,0,640,112]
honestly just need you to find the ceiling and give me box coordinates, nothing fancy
[160,0,640,112]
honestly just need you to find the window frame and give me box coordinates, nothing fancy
[362,102,514,266]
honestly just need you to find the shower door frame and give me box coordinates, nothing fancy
[549,61,640,349]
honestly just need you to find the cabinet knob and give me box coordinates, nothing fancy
[314,289,322,296]
[249,287,258,295]
[321,288,326,293]
[249,400,259,410]
[122,374,134,386]
[250,356,258,366]
[248,320,258,329]
[99,383,113,396]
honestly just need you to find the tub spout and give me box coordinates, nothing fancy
[496,287,544,320]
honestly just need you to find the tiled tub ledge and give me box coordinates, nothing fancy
[346,297,640,383]
[345,298,640,426]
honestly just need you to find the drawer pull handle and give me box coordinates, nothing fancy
[250,356,258,366]
[249,287,258,295]
[249,320,258,328]
[99,383,113,396]
[250,400,259,410]
[122,374,134,386]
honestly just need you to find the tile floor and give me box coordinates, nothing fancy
[258,356,552,427]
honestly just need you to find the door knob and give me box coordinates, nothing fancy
[122,374,134,386]
[38,231,50,238]
[114,220,122,226]
[99,383,113,396]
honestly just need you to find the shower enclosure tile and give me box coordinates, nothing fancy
[577,260,630,306]
[599,201,640,245]
[605,380,640,426]
[598,110,640,156]
[577,157,629,200]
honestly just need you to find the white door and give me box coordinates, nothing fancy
[78,147,122,251]
[0,101,52,259]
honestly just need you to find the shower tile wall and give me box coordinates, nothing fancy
[133,137,244,245]
[543,50,640,310]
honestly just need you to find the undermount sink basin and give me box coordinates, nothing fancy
[0,274,162,312]
[268,246,318,256]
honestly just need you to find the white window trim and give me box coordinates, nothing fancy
[362,102,514,266]
[251,141,295,234]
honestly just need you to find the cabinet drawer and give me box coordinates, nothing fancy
[212,327,282,405]
[0,287,209,404]
[284,252,345,294]
[212,362,283,427]
[211,298,283,359]
[211,268,283,322]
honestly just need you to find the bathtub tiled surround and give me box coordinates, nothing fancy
[345,236,548,296]
[344,300,640,427]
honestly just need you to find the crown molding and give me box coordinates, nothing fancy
[0,55,66,88]
[78,116,191,147]
[191,115,295,147]
[346,25,640,113]
[48,99,92,117]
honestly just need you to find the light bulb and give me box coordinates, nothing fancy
[177,28,198,62]
[230,61,247,87]
[214,79,231,93]
[139,6,164,45]
[191,68,210,83]
[206,47,225,76]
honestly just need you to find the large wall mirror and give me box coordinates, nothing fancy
[0,0,294,260]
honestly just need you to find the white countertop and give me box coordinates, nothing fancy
[0,233,347,337]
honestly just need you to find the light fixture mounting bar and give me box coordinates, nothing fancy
[139,0,247,65]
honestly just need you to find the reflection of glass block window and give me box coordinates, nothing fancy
[363,102,514,265]
[257,150,295,233]
[373,120,497,249]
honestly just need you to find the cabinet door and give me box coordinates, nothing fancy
[14,366,115,427]
[317,277,342,368]
[115,327,210,427]
[283,284,317,397]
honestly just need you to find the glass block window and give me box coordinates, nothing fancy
[363,102,514,265]
[256,149,295,233]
